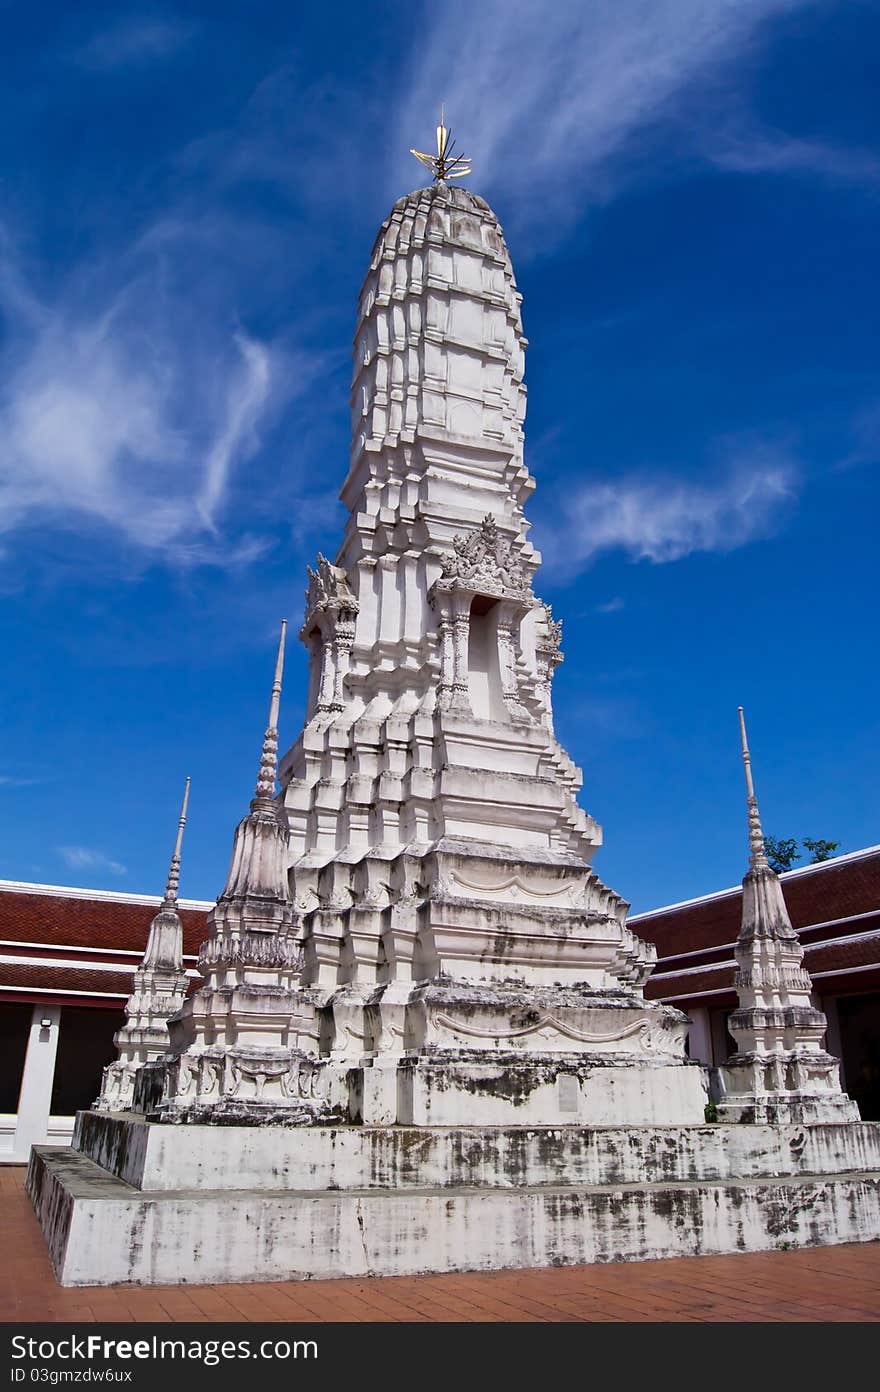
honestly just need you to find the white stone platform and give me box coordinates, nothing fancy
[27,1114,880,1286]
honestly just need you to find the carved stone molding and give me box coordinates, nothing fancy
[159,1048,325,1109]
[450,868,576,901]
[300,554,359,715]
[432,1011,653,1046]
[435,515,532,600]
[198,932,303,973]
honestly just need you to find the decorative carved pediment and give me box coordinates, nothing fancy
[436,515,531,599]
[300,554,359,640]
[535,601,563,653]
[302,554,359,634]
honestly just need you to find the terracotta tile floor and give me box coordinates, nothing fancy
[3,1166,879,1322]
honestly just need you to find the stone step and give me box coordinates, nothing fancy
[74,1110,880,1193]
[27,1145,880,1288]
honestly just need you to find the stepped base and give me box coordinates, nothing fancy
[72,1109,880,1191]
[27,1114,880,1287]
[27,1145,880,1288]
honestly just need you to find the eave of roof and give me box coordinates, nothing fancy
[0,879,214,910]
[628,844,880,922]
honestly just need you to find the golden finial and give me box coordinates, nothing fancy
[410,104,472,182]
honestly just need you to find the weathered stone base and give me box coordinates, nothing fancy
[27,1139,880,1287]
[27,1113,880,1286]
[715,1053,860,1125]
[72,1110,880,1192]
[348,1054,708,1126]
[716,1094,860,1125]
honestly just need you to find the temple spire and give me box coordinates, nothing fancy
[738,706,769,871]
[253,620,287,805]
[162,776,190,906]
[153,617,303,1121]
[715,707,859,1122]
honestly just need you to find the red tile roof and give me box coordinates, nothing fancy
[0,883,209,955]
[1,961,139,1002]
[0,881,209,1007]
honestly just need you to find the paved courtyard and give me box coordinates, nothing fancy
[2,1166,878,1322]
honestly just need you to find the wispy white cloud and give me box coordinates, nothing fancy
[542,446,796,577]
[58,846,127,877]
[704,124,880,186]
[0,775,44,788]
[596,597,626,614]
[397,0,817,240]
[198,334,273,529]
[0,225,291,564]
[170,61,391,226]
[75,15,194,70]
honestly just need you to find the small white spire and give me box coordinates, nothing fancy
[163,776,190,905]
[254,620,287,803]
[738,706,768,871]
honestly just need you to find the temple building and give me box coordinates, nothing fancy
[10,120,880,1283]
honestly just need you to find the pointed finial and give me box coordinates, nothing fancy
[738,706,769,871]
[253,620,287,803]
[410,105,472,182]
[163,776,190,906]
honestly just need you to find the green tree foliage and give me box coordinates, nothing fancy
[764,836,842,872]
[764,836,801,873]
[802,837,841,863]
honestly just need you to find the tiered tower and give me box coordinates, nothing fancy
[130,132,706,1128]
[271,160,705,1125]
[716,709,858,1122]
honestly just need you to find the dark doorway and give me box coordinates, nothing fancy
[49,1006,124,1115]
[0,1003,33,1112]
[837,992,880,1121]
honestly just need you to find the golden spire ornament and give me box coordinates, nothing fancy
[410,104,472,182]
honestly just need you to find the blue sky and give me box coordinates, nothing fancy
[1,0,877,912]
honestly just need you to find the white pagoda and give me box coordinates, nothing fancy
[142,125,705,1131]
[715,709,859,1124]
[27,120,880,1287]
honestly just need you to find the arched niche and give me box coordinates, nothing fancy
[467,594,506,721]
